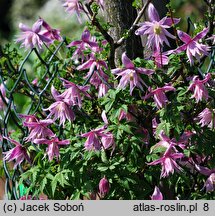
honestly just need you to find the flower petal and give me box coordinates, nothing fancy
[177,30,191,43]
[122,52,134,69]
[148,3,160,22]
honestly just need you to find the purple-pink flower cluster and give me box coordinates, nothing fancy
[16,18,62,50]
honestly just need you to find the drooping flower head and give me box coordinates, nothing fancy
[196,108,215,129]
[59,78,91,108]
[98,83,109,98]
[153,51,169,68]
[62,0,84,23]
[40,18,62,43]
[20,115,55,143]
[195,165,215,192]
[111,52,154,95]
[16,19,52,50]
[144,84,175,109]
[148,144,184,178]
[175,28,210,65]
[34,137,70,161]
[43,86,75,126]
[67,30,99,62]
[77,54,110,91]
[3,136,31,169]
[81,126,114,151]
[135,3,180,51]
[188,73,211,102]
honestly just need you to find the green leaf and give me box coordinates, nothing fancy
[71,190,81,200]
[97,166,108,172]
[51,171,70,196]
[109,165,115,170]
[101,150,108,163]
[40,178,47,193]
[156,120,171,137]
[119,124,132,134]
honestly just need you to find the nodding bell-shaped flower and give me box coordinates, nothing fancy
[43,86,75,126]
[144,84,175,109]
[188,73,211,103]
[20,114,55,143]
[40,18,62,43]
[34,137,70,161]
[99,177,110,196]
[16,19,52,50]
[196,108,215,129]
[3,136,31,169]
[62,0,84,23]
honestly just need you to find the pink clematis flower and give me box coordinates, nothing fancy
[151,130,191,156]
[98,83,109,98]
[67,30,99,62]
[195,165,215,192]
[153,51,169,68]
[77,54,109,89]
[19,114,38,130]
[20,115,55,143]
[16,19,52,50]
[196,108,215,129]
[188,73,211,102]
[151,186,163,200]
[59,78,91,108]
[40,18,62,43]
[68,29,98,50]
[62,0,84,23]
[144,84,175,109]
[118,105,137,122]
[99,177,110,196]
[34,137,70,161]
[111,53,154,95]
[81,126,114,151]
[0,83,8,110]
[135,3,180,51]
[148,144,184,178]
[3,136,31,169]
[44,86,75,126]
[175,28,210,65]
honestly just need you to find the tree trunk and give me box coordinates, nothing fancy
[104,0,143,65]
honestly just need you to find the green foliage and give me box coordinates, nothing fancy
[1,0,215,201]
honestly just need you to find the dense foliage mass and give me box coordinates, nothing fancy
[0,0,214,200]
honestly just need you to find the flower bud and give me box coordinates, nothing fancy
[151,186,163,200]
[99,177,110,196]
